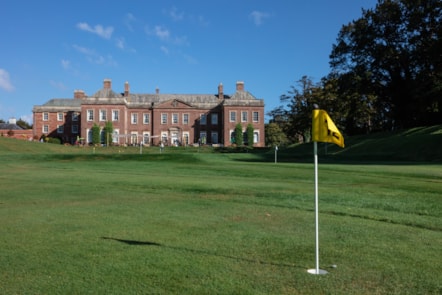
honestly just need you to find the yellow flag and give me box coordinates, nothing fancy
[312,109,344,148]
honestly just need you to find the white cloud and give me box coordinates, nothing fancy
[167,6,184,21]
[116,38,125,49]
[124,13,136,31]
[73,44,95,55]
[0,69,14,92]
[73,45,117,66]
[249,11,271,26]
[49,80,67,91]
[160,46,169,55]
[154,25,170,40]
[61,59,70,70]
[76,22,114,39]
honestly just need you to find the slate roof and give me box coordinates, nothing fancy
[34,86,264,111]
[33,99,81,112]
[0,123,25,130]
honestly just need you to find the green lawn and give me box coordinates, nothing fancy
[0,137,441,294]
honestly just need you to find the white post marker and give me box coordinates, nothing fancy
[275,145,278,163]
[308,108,344,275]
[307,141,328,275]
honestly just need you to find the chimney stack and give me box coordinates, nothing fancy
[74,89,85,99]
[156,87,160,94]
[218,83,224,99]
[103,78,112,89]
[236,81,244,92]
[124,81,130,97]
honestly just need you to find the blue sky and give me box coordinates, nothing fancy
[0,0,377,123]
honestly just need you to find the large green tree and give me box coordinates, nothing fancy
[330,0,442,129]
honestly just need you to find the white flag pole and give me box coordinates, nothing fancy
[308,141,328,275]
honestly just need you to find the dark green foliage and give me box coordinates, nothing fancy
[16,118,32,129]
[235,123,243,146]
[92,123,100,145]
[103,121,113,146]
[246,124,254,146]
[265,122,289,147]
[47,137,61,144]
[270,0,442,140]
[330,0,442,129]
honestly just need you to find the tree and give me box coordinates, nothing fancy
[234,123,243,146]
[16,118,32,129]
[265,123,288,147]
[103,121,113,146]
[246,124,254,147]
[330,0,442,129]
[279,76,324,143]
[92,123,100,145]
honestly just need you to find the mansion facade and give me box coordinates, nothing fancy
[32,79,265,147]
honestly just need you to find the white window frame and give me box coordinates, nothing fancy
[161,132,168,144]
[253,111,259,122]
[131,113,138,124]
[43,113,49,121]
[161,113,168,124]
[254,131,259,143]
[241,111,248,122]
[87,110,94,121]
[112,110,119,121]
[183,113,189,125]
[182,132,189,145]
[87,129,93,143]
[43,125,49,133]
[130,132,138,144]
[100,110,107,121]
[143,113,150,124]
[57,112,63,121]
[72,112,79,122]
[142,132,150,145]
[112,129,119,144]
[57,125,64,133]
[172,113,178,124]
[230,111,236,122]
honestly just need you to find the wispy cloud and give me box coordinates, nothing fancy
[145,25,189,45]
[0,69,14,92]
[124,13,137,31]
[61,59,70,70]
[73,44,117,66]
[166,6,184,21]
[76,22,114,39]
[49,80,67,91]
[160,46,169,55]
[249,11,272,26]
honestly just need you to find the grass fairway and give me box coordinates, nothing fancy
[0,137,441,294]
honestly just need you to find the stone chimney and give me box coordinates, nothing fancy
[103,78,112,89]
[156,87,160,94]
[74,89,85,99]
[236,81,244,91]
[124,81,130,97]
[218,83,224,99]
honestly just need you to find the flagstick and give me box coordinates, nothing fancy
[308,141,328,275]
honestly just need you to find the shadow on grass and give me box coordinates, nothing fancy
[101,237,306,270]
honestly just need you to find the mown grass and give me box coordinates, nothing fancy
[0,132,441,294]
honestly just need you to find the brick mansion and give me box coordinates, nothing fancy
[32,79,265,147]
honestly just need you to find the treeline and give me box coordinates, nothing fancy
[267,0,441,145]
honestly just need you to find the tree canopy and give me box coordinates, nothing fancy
[267,0,441,143]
